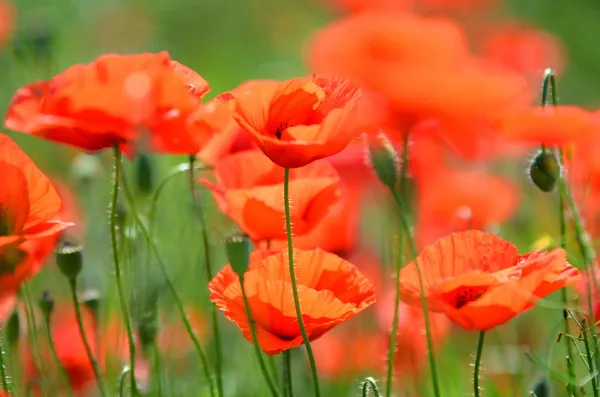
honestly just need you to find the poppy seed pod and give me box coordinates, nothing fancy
[5,310,20,348]
[38,290,54,320]
[55,239,83,281]
[529,149,560,192]
[368,133,399,189]
[225,234,252,279]
[134,152,154,195]
[531,377,552,397]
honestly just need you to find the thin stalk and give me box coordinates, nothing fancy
[68,279,107,397]
[151,340,163,397]
[390,189,440,397]
[362,377,382,397]
[22,287,44,381]
[110,147,138,396]
[385,132,409,397]
[581,320,599,397]
[189,155,222,397]
[283,168,321,397]
[118,368,132,397]
[119,170,217,397]
[239,278,279,396]
[0,333,10,393]
[473,331,486,397]
[282,350,292,397]
[42,317,74,397]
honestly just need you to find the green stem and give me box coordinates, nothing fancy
[283,168,321,397]
[385,132,409,397]
[240,278,279,397]
[390,189,440,397]
[282,350,292,397]
[581,321,599,397]
[0,332,9,393]
[68,279,107,397]
[110,147,138,396]
[43,317,74,397]
[151,340,163,397]
[118,368,131,397]
[119,169,217,397]
[22,287,44,383]
[362,377,382,397]
[189,155,223,397]
[473,331,486,397]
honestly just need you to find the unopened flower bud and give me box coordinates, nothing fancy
[368,133,399,189]
[531,377,551,397]
[38,290,54,321]
[134,153,154,195]
[5,310,20,347]
[55,239,83,281]
[70,153,102,187]
[225,234,251,279]
[529,150,560,193]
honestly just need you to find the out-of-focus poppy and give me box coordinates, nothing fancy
[480,24,564,83]
[0,133,70,248]
[399,230,580,330]
[312,323,386,380]
[209,248,376,355]
[416,168,519,247]
[500,106,596,146]
[24,305,127,395]
[420,0,495,12]
[328,0,413,13]
[231,75,370,168]
[0,0,14,45]
[201,150,340,242]
[5,52,210,156]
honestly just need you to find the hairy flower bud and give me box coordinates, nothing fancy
[529,149,560,192]
[38,290,54,321]
[225,234,252,279]
[368,133,399,190]
[55,239,83,281]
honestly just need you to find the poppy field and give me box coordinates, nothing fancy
[2,0,600,396]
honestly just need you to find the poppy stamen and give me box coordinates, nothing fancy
[275,122,290,139]
[443,286,489,309]
[0,205,10,236]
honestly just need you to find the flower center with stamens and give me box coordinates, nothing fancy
[442,285,490,309]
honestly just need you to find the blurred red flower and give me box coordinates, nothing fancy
[0,0,14,45]
[416,168,519,247]
[209,248,376,355]
[399,230,580,330]
[5,52,210,156]
[201,150,340,242]
[231,75,371,168]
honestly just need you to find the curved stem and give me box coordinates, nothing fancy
[240,278,279,397]
[362,377,382,397]
[68,279,107,397]
[283,168,321,397]
[119,169,217,397]
[390,189,440,397]
[118,368,131,397]
[22,286,44,385]
[43,317,74,397]
[189,156,222,396]
[151,340,163,397]
[282,350,292,397]
[473,331,486,397]
[582,320,599,397]
[110,147,138,396]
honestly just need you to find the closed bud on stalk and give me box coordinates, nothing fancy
[5,310,20,347]
[70,153,102,187]
[226,234,252,279]
[531,377,552,397]
[38,290,54,321]
[134,152,154,195]
[529,149,560,193]
[368,133,399,190]
[55,239,83,281]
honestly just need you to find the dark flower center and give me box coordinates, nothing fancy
[275,122,291,139]
[442,285,489,309]
[0,205,11,237]
[0,246,26,276]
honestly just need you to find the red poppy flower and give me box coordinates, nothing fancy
[480,24,564,83]
[201,150,340,242]
[231,75,370,168]
[399,230,580,330]
[209,248,376,355]
[500,105,596,146]
[415,168,519,247]
[0,133,70,248]
[5,52,210,156]
[0,0,14,45]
